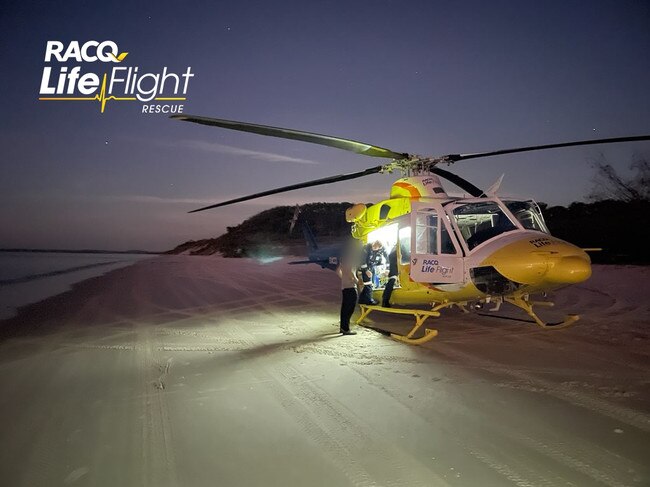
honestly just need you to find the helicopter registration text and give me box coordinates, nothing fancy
[529,237,553,248]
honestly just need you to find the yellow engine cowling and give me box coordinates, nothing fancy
[390,175,448,199]
[345,176,449,240]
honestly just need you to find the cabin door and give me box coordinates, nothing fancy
[409,203,464,283]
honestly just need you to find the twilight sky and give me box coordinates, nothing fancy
[1,0,649,251]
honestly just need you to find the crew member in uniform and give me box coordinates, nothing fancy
[358,240,387,305]
[382,245,398,307]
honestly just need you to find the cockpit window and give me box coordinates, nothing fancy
[453,201,517,250]
[504,200,549,233]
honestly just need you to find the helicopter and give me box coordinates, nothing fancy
[171,114,650,344]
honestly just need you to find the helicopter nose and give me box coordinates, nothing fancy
[544,255,591,284]
[481,237,592,287]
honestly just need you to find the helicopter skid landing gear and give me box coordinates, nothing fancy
[504,295,580,329]
[356,305,440,345]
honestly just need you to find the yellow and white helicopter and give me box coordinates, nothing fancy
[172,114,649,344]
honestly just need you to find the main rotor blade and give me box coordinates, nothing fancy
[171,115,409,160]
[189,166,384,213]
[452,134,650,162]
[429,167,483,197]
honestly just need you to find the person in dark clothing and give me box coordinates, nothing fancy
[382,245,399,307]
[358,240,387,305]
[337,243,359,335]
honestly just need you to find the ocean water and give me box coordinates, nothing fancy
[0,252,153,320]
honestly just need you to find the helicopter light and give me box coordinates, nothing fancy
[366,224,398,251]
[257,256,283,264]
[345,203,366,222]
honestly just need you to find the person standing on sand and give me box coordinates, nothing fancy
[337,243,359,336]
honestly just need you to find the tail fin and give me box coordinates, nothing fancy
[289,205,319,252]
[301,221,319,252]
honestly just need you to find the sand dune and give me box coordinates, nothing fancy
[0,256,648,486]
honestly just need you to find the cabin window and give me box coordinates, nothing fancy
[379,204,391,220]
[453,201,517,250]
[413,208,460,255]
[416,212,438,254]
[504,200,549,233]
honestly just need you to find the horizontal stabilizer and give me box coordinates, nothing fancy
[288,259,329,266]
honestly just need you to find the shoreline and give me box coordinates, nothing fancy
[0,253,154,320]
[0,248,160,255]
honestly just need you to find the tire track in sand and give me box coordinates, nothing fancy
[135,325,179,487]
[436,344,650,434]
[230,321,448,487]
[348,363,574,487]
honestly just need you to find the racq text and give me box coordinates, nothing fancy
[142,104,184,114]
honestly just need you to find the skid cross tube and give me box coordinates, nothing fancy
[504,295,580,329]
[356,305,440,345]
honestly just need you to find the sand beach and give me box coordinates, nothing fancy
[0,256,648,486]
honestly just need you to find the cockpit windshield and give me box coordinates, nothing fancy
[452,201,517,250]
[504,200,549,233]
